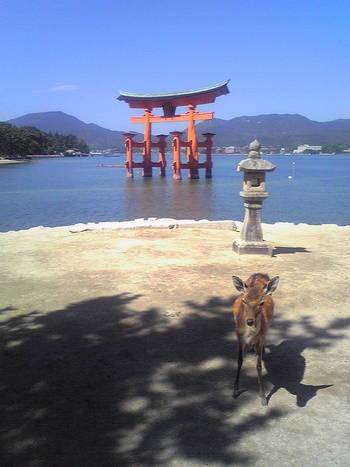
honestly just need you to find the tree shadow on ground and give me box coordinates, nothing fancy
[0,306,17,314]
[0,294,348,466]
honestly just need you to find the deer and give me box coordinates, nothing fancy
[231,273,279,406]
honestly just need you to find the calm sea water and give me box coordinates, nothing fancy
[0,154,350,232]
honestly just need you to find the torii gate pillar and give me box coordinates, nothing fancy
[142,108,152,177]
[187,104,199,179]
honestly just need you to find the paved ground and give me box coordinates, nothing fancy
[0,222,349,466]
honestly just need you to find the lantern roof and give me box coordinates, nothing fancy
[237,139,276,172]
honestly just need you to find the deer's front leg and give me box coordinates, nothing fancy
[256,343,267,406]
[233,339,245,398]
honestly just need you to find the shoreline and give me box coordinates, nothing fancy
[1,217,349,234]
[0,154,64,164]
[0,158,30,164]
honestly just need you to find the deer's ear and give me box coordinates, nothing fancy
[265,276,279,295]
[232,276,245,293]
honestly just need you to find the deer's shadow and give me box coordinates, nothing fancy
[263,340,332,407]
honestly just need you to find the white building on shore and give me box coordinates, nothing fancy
[293,144,322,154]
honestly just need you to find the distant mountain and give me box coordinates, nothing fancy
[194,114,350,148]
[7,111,138,150]
[7,111,350,151]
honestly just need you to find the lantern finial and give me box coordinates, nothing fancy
[248,139,261,158]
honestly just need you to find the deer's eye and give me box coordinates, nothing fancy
[242,299,247,305]
[259,301,264,306]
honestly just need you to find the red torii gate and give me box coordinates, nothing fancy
[117,80,229,179]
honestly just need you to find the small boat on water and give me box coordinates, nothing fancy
[63,151,90,157]
[96,164,126,168]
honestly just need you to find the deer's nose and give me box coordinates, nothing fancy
[246,319,254,327]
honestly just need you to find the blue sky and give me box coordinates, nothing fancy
[1,0,349,132]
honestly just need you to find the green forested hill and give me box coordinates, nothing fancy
[0,123,90,157]
[7,111,350,152]
[194,114,350,150]
[8,111,130,151]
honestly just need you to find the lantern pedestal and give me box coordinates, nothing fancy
[233,240,273,256]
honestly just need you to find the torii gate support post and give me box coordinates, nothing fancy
[198,132,215,179]
[171,131,215,180]
[171,131,182,180]
[124,112,168,178]
[124,133,135,178]
[123,132,145,178]
[153,134,167,176]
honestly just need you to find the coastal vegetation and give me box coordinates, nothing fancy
[321,143,350,154]
[0,122,90,158]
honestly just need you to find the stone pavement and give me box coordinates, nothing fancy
[0,221,349,466]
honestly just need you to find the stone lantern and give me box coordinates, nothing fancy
[233,140,276,255]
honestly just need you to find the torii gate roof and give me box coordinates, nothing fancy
[117,80,230,109]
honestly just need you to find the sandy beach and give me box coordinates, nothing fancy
[0,221,349,466]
